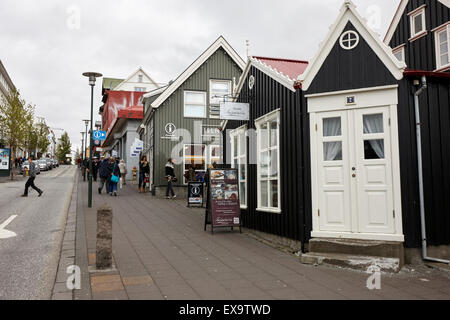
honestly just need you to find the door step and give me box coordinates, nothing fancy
[300,252,401,273]
[309,238,404,265]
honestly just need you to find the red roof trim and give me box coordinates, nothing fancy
[252,56,309,64]
[404,69,450,79]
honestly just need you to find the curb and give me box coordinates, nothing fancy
[51,168,78,300]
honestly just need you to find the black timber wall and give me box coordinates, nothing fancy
[307,22,397,94]
[398,77,450,247]
[223,66,311,242]
[389,0,450,72]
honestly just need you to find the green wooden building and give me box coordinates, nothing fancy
[140,36,245,197]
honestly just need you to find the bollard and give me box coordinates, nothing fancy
[96,204,113,270]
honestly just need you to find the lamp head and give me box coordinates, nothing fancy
[82,72,103,86]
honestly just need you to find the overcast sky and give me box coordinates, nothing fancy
[0,0,399,152]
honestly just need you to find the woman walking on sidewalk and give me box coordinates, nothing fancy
[108,157,120,197]
[165,158,177,199]
[138,156,150,193]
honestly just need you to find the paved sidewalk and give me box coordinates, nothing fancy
[74,176,450,300]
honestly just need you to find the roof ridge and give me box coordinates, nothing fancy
[252,56,309,64]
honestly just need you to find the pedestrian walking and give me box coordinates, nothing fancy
[92,157,99,182]
[119,159,127,188]
[138,156,150,193]
[21,157,43,198]
[165,158,177,199]
[108,157,120,197]
[98,156,110,194]
[81,158,89,181]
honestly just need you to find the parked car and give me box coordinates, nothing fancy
[44,158,53,170]
[53,159,59,167]
[38,159,49,171]
[20,161,41,175]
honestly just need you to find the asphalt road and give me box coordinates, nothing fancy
[0,166,76,300]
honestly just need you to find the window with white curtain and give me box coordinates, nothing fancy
[230,126,247,208]
[184,91,207,118]
[435,24,450,70]
[256,110,281,213]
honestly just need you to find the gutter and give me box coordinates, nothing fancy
[413,76,450,266]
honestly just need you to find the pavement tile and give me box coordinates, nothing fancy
[92,290,128,300]
[53,282,70,294]
[127,291,165,300]
[52,292,73,300]
[122,275,153,286]
[267,288,309,300]
[90,274,124,293]
[88,253,96,266]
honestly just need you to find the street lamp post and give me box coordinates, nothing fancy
[82,72,102,208]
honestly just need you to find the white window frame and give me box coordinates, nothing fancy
[135,87,146,92]
[208,145,222,165]
[209,79,232,106]
[183,144,206,185]
[392,45,405,63]
[138,74,143,83]
[434,23,450,71]
[408,5,427,41]
[255,109,281,214]
[230,125,248,209]
[184,91,207,118]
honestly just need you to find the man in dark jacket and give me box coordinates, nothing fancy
[98,157,110,194]
[92,157,99,182]
[21,157,43,197]
[165,158,177,199]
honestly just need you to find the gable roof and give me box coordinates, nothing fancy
[384,0,450,44]
[150,36,246,109]
[114,67,159,91]
[298,0,406,91]
[235,56,308,94]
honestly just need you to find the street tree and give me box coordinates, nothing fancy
[56,132,71,164]
[37,122,50,157]
[0,90,35,180]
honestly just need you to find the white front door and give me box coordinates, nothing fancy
[316,111,352,232]
[315,106,396,237]
[354,107,395,234]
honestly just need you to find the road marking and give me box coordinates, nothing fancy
[0,215,18,239]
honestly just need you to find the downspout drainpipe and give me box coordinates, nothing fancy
[414,76,450,265]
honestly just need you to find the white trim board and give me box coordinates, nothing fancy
[235,57,298,95]
[306,85,399,113]
[298,0,406,91]
[150,36,245,110]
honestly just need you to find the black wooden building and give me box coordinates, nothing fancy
[222,0,449,257]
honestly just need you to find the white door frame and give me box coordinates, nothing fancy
[307,85,404,242]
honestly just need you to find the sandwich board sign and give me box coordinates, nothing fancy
[188,182,204,207]
[204,168,241,234]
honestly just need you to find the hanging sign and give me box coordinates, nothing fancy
[188,182,204,207]
[93,131,107,141]
[220,102,250,121]
[206,168,241,233]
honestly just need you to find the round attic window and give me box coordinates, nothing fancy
[249,75,255,90]
[339,30,359,50]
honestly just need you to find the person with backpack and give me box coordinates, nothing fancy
[108,157,120,196]
[138,156,150,193]
[98,156,110,194]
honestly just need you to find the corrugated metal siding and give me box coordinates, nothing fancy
[398,77,450,247]
[225,66,309,241]
[389,0,450,72]
[152,47,243,187]
[308,22,397,94]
